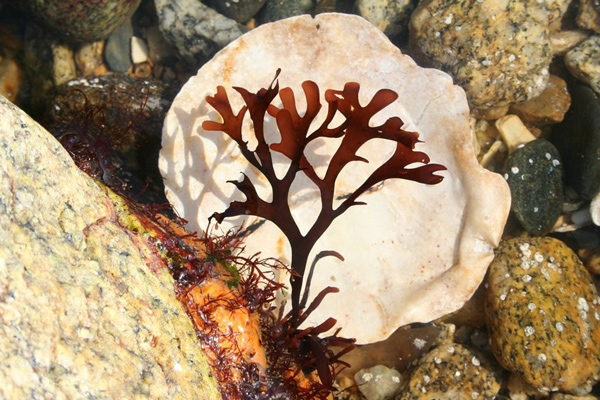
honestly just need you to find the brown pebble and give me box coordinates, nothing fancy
[509,75,571,125]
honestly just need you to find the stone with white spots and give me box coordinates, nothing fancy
[354,365,402,400]
[409,0,552,113]
[486,237,600,391]
[398,343,502,399]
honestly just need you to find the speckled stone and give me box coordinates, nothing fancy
[154,0,247,65]
[505,139,563,235]
[509,75,571,125]
[356,0,418,39]
[549,84,600,200]
[409,0,552,112]
[210,0,267,23]
[0,96,221,399]
[577,0,600,33]
[398,343,501,399]
[485,237,600,391]
[565,35,600,95]
[257,0,314,23]
[17,0,141,43]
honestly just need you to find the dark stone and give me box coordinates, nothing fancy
[257,0,314,23]
[209,0,266,23]
[506,139,563,235]
[549,84,600,199]
[14,0,141,43]
[104,19,133,72]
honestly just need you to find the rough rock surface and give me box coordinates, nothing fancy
[17,0,141,43]
[409,0,552,112]
[154,0,247,65]
[565,35,600,95]
[0,95,221,400]
[159,13,511,344]
[486,237,600,391]
[398,343,502,399]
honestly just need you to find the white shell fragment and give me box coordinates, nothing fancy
[159,13,511,344]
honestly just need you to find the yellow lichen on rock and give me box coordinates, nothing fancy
[0,95,221,400]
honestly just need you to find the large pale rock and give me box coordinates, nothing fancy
[160,13,511,344]
[0,96,221,399]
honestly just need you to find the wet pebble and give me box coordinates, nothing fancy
[131,36,149,64]
[104,19,133,73]
[154,0,247,65]
[398,343,501,399]
[257,0,314,23]
[551,29,590,56]
[565,35,600,95]
[356,0,417,40]
[17,0,141,42]
[509,75,571,125]
[354,365,402,400]
[505,139,563,235]
[409,0,552,112]
[549,84,600,199]
[485,237,600,391]
[210,0,266,23]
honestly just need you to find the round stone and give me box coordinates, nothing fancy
[485,237,600,391]
[409,0,552,111]
[210,0,266,23]
[505,139,563,235]
[17,0,141,43]
[398,343,501,399]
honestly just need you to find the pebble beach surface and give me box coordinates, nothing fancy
[2,0,600,399]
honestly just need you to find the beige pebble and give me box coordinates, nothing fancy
[495,114,537,154]
[131,36,149,64]
[551,29,591,56]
